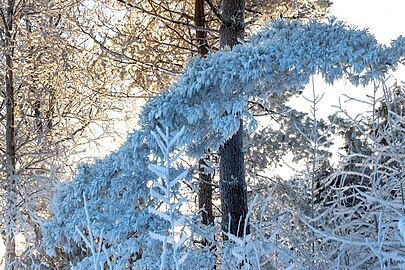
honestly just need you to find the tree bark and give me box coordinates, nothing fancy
[4,0,17,268]
[219,0,249,238]
[194,0,208,56]
[195,0,214,235]
[219,0,245,48]
[198,158,213,227]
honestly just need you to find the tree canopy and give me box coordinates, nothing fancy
[45,18,405,269]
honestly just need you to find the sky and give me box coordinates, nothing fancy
[331,0,405,45]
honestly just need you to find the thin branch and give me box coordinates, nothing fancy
[146,0,194,20]
[77,24,181,75]
[204,0,222,21]
[115,0,219,33]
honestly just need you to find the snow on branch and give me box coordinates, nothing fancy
[148,127,190,270]
[140,18,405,156]
[45,18,405,268]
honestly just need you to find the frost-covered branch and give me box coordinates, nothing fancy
[140,19,405,157]
[74,193,114,270]
[44,19,405,268]
[148,127,190,270]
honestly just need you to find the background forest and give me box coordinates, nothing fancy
[0,0,404,269]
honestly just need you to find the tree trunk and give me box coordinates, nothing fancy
[194,0,208,56]
[4,0,17,268]
[219,120,249,237]
[195,0,214,234]
[219,0,245,48]
[198,158,213,228]
[219,0,249,238]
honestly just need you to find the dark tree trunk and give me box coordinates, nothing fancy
[219,120,249,237]
[219,0,245,48]
[195,0,214,235]
[194,0,208,56]
[219,0,249,238]
[198,158,214,226]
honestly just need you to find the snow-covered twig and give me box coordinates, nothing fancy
[148,127,190,270]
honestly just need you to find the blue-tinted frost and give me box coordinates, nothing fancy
[44,19,405,267]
